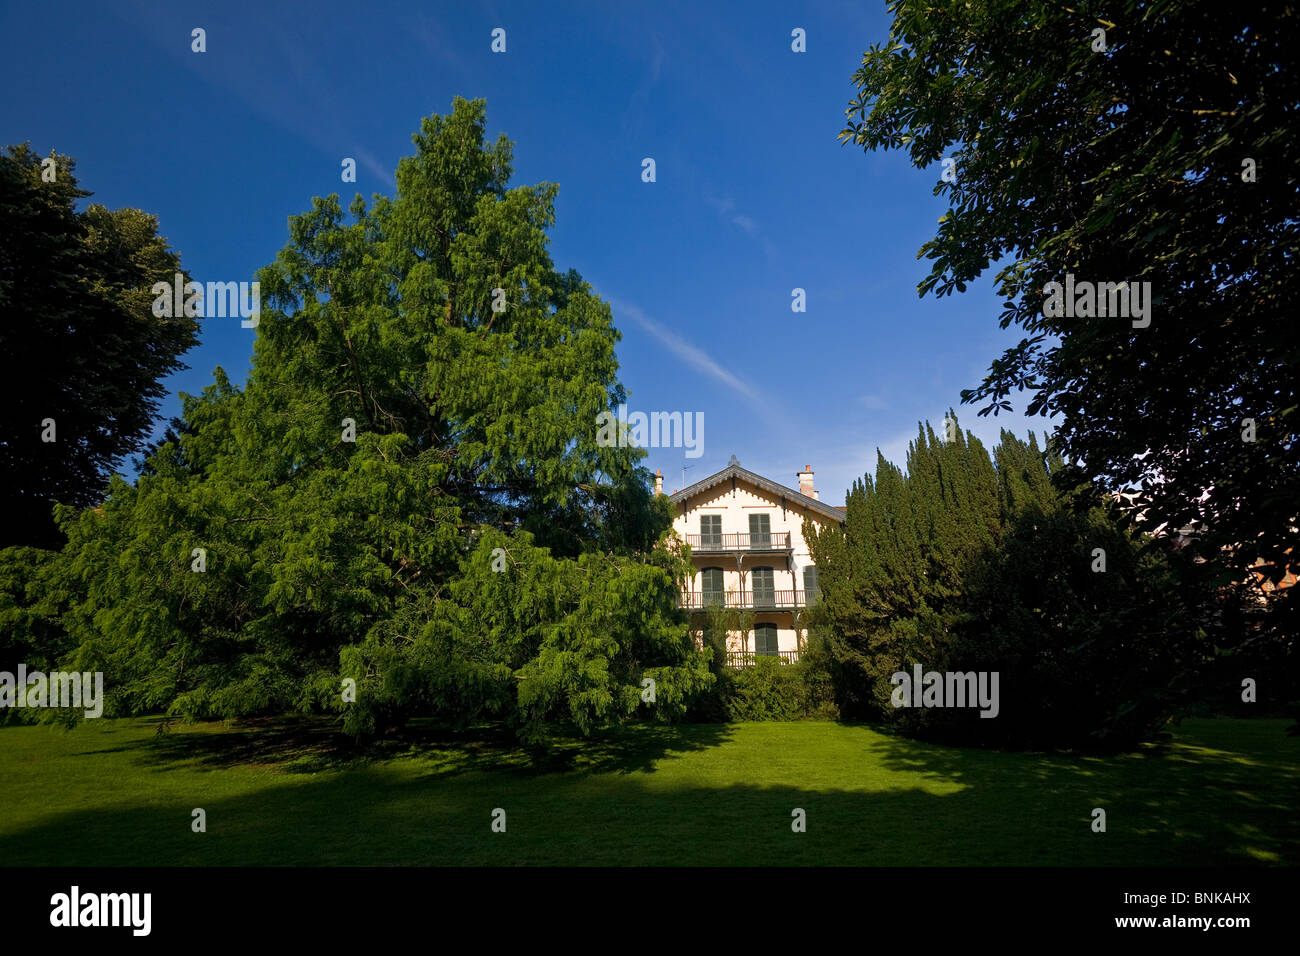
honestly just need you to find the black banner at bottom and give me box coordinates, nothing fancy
[1,866,1290,942]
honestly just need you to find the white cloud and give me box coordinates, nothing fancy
[609,298,762,402]
[703,196,776,262]
[354,148,396,188]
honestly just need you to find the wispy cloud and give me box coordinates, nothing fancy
[354,147,395,189]
[621,36,665,139]
[415,8,475,78]
[609,298,761,402]
[112,2,399,194]
[705,195,776,260]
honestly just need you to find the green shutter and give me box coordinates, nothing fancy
[701,515,721,547]
[701,567,724,606]
[803,566,819,602]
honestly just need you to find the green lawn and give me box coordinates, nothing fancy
[1,716,1295,865]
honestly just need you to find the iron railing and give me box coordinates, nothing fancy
[724,650,800,667]
[679,589,820,610]
[686,532,792,552]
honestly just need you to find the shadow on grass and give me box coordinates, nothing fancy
[0,767,955,866]
[3,718,1295,865]
[2,754,1293,866]
[130,716,736,779]
[845,717,1300,866]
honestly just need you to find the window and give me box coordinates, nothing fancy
[803,566,819,602]
[700,515,722,548]
[751,566,774,608]
[749,513,771,549]
[754,623,779,656]
[701,567,724,606]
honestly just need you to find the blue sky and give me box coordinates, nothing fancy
[1,0,1053,506]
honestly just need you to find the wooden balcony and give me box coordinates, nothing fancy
[679,589,820,611]
[686,532,792,554]
[725,650,800,667]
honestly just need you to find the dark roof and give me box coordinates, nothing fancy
[668,455,846,523]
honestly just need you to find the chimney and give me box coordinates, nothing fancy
[654,469,663,495]
[798,464,818,500]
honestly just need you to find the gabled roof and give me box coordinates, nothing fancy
[669,455,846,523]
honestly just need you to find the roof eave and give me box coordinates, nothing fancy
[669,463,845,523]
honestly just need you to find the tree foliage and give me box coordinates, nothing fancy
[0,144,199,548]
[841,1,1299,625]
[806,415,1004,717]
[17,99,711,739]
[807,416,1202,748]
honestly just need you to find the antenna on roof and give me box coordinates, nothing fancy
[681,463,694,489]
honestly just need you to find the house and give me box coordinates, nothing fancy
[1250,553,1298,594]
[1111,493,1297,608]
[656,455,845,667]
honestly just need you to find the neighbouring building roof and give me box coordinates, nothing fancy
[669,455,846,524]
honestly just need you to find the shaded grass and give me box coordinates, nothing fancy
[0,717,1295,865]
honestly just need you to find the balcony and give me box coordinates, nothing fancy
[679,589,820,611]
[686,532,792,554]
[725,650,800,667]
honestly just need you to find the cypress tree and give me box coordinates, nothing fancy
[809,414,1195,748]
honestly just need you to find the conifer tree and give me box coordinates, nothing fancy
[0,144,199,549]
[808,416,1193,746]
[31,99,712,737]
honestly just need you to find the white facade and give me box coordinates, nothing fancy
[660,456,844,665]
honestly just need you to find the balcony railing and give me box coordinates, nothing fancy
[686,532,792,553]
[725,650,800,667]
[679,589,820,611]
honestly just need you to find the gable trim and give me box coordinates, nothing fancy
[669,458,845,523]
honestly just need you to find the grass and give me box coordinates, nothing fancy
[1,716,1296,866]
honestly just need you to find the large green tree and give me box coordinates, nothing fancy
[0,144,199,549]
[841,1,1299,624]
[805,415,1005,722]
[807,418,1198,748]
[32,98,711,738]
